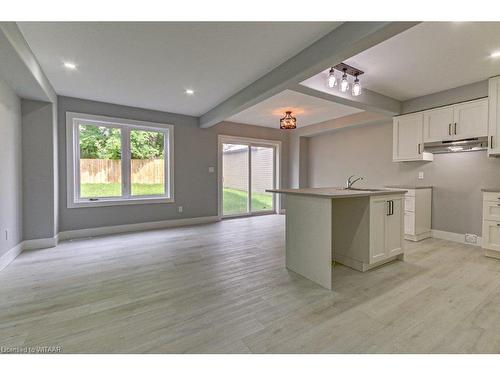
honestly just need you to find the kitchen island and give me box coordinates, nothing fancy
[267,187,407,290]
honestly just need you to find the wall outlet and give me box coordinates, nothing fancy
[418,171,424,180]
[178,206,183,213]
[208,166,215,173]
[465,233,478,244]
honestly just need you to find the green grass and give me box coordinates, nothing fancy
[81,184,272,214]
[81,183,164,197]
[223,188,273,216]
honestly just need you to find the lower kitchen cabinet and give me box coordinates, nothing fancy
[482,190,500,259]
[403,188,432,241]
[369,194,404,264]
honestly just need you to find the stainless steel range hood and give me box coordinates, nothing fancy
[423,137,488,154]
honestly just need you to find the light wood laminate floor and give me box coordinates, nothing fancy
[1,215,500,353]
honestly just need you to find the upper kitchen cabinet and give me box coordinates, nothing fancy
[393,113,433,162]
[488,76,500,156]
[423,106,454,142]
[424,99,488,143]
[452,99,488,139]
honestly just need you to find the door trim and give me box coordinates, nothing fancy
[218,135,281,219]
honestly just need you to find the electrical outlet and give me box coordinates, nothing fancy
[465,234,478,244]
[208,166,215,173]
[178,206,183,213]
[418,171,424,180]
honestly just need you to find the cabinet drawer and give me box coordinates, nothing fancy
[484,192,500,202]
[404,211,415,235]
[404,196,415,212]
[483,201,500,221]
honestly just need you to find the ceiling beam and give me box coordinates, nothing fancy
[0,22,56,103]
[199,21,419,128]
[290,83,402,116]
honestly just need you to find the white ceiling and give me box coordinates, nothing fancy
[17,22,339,116]
[227,89,362,128]
[302,22,500,101]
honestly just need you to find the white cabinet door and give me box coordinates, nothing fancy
[423,106,454,142]
[404,211,415,235]
[482,220,500,252]
[386,197,404,256]
[452,99,488,139]
[393,113,425,161]
[370,198,388,263]
[488,76,500,156]
[483,201,500,221]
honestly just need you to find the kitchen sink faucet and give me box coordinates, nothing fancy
[346,175,364,189]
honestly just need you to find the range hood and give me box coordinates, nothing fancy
[423,137,488,154]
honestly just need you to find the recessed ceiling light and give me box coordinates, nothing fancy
[490,51,500,58]
[63,62,77,70]
[185,89,194,95]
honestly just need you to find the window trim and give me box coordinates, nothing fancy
[66,112,174,208]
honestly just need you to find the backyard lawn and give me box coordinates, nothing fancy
[81,183,164,197]
[223,188,273,215]
[81,184,273,215]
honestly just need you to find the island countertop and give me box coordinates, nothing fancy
[266,187,407,199]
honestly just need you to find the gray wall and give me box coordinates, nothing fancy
[0,78,22,257]
[21,99,58,240]
[307,121,500,235]
[58,96,289,232]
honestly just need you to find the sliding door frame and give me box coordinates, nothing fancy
[218,135,281,219]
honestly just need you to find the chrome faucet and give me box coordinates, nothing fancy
[346,175,364,189]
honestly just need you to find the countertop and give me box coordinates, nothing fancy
[481,188,500,192]
[266,187,407,199]
[385,185,433,190]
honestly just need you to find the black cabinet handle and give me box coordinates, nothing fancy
[454,122,457,135]
[390,200,394,215]
[448,124,451,135]
[491,136,494,149]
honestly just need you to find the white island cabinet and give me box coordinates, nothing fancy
[268,188,406,290]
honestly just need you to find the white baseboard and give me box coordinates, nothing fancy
[431,229,482,247]
[0,242,24,271]
[23,235,59,251]
[58,215,220,241]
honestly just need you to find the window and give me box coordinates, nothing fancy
[66,112,174,208]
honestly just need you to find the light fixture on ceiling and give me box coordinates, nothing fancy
[352,74,361,96]
[327,68,337,88]
[63,62,77,70]
[327,63,364,97]
[185,89,195,95]
[340,68,349,93]
[491,51,500,58]
[280,111,297,130]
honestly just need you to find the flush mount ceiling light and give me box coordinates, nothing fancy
[280,111,297,130]
[63,62,77,70]
[185,89,195,95]
[491,51,500,58]
[326,63,363,96]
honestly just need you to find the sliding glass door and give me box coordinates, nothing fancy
[221,139,277,218]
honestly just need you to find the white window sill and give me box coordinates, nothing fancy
[68,196,175,208]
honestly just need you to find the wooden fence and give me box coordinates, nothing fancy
[80,159,164,184]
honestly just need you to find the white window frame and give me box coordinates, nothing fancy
[66,112,174,208]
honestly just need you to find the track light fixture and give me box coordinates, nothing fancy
[326,63,363,97]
